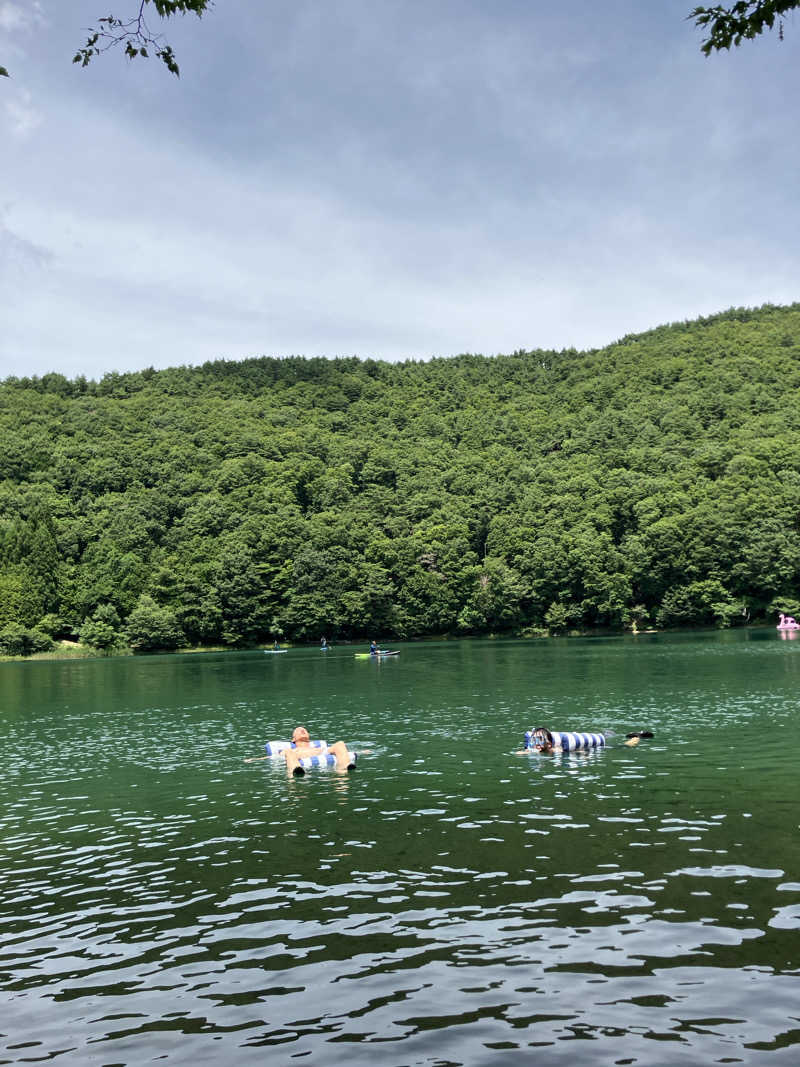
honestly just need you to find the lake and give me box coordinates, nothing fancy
[1,630,799,1065]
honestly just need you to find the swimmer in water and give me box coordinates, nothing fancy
[283,726,356,776]
[514,726,560,755]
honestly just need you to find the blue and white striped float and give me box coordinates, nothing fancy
[263,740,357,770]
[524,730,606,751]
[264,739,328,756]
[295,751,357,771]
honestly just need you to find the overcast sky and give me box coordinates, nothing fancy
[1,0,798,380]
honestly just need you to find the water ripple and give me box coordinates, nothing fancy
[2,634,800,1064]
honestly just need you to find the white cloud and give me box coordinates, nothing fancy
[0,1,798,380]
[0,215,52,276]
[0,2,27,33]
[3,86,42,135]
[0,0,45,35]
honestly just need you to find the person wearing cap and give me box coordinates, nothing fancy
[284,726,355,776]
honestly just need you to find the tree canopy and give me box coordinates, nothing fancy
[2,304,800,654]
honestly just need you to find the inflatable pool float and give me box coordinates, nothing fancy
[263,739,328,755]
[258,738,357,773]
[292,751,357,771]
[523,729,606,751]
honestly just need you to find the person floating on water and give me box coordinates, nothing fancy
[284,726,355,776]
[528,726,557,754]
[517,726,592,755]
[516,726,651,754]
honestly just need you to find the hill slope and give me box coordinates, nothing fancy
[2,303,799,649]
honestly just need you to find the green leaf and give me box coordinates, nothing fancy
[0,66,9,78]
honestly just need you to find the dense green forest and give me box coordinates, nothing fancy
[2,304,800,655]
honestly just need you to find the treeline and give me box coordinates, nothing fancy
[2,303,800,654]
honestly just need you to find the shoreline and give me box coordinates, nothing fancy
[0,623,781,664]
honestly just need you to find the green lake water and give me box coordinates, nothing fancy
[1,630,799,1065]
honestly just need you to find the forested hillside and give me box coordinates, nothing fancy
[2,304,800,654]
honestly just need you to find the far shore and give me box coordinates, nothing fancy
[4,624,787,664]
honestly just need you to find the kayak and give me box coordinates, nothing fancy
[354,650,400,658]
[265,649,288,654]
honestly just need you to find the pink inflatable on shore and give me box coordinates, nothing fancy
[777,613,800,631]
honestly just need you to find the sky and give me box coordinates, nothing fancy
[1,0,798,381]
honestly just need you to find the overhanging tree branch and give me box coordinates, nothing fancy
[690,0,797,54]
[1,2,795,84]
[73,0,212,76]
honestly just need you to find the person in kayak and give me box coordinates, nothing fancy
[284,726,355,776]
[369,640,378,655]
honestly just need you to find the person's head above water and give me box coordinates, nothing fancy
[292,726,310,744]
[531,726,554,751]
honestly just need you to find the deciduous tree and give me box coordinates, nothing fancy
[691,1,799,54]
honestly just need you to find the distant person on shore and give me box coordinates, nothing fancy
[284,726,355,776]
